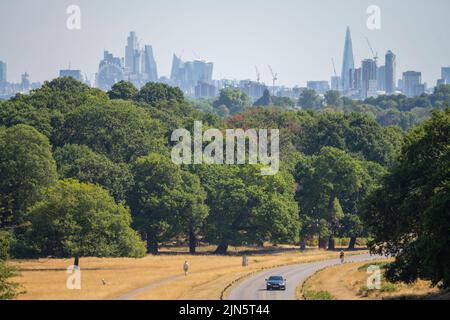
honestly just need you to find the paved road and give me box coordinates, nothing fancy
[228,253,379,300]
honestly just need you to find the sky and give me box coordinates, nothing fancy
[1,0,449,87]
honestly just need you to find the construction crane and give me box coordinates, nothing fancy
[268,65,278,96]
[331,58,338,77]
[365,37,378,63]
[255,66,260,83]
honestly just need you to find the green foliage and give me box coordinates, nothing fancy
[304,290,333,300]
[254,89,272,106]
[213,88,252,115]
[324,90,342,107]
[254,89,295,108]
[298,89,322,110]
[25,179,146,258]
[0,261,21,300]
[191,165,300,253]
[0,124,57,228]
[108,81,138,100]
[57,100,166,163]
[0,231,12,260]
[135,82,184,107]
[362,108,450,288]
[128,154,208,254]
[54,144,133,202]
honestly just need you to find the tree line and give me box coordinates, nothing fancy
[0,77,448,297]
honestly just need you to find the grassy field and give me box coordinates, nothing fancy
[300,260,449,300]
[10,245,367,300]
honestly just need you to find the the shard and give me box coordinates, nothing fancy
[341,27,355,93]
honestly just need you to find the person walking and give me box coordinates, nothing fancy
[183,260,189,276]
[339,250,345,264]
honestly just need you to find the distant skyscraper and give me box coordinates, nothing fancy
[341,27,355,93]
[0,61,6,85]
[307,81,330,95]
[441,67,450,84]
[21,72,30,91]
[143,45,158,82]
[361,59,378,99]
[170,54,213,95]
[59,69,83,82]
[125,31,139,72]
[330,76,341,91]
[385,50,396,94]
[403,71,424,97]
[377,66,386,91]
[97,50,125,91]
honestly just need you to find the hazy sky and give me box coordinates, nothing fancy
[1,0,449,86]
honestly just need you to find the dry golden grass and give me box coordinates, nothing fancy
[11,245,366,300]
[300,260,447,300]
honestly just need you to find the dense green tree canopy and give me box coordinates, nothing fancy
[362,108,450,288]
[135,82,184,107]
[108,81,138,100]
[128,154,209,254]
[57,101,166,163]
[0,125,57,228]
[54,144,133,202]
[25,179,146,258]
[298,89,322,110]
[213,88,252,115]
[192,165,300,254]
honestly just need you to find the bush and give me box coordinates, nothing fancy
[0,231,12,260]
[304,290,333,300]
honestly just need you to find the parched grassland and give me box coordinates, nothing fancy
[300,260,449,300]
[11,245,367,300]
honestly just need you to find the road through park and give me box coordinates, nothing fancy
[227,253,379,300]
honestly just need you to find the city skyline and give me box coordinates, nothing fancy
[1,0,449,87]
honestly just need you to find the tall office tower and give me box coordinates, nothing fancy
[21,72,30,91]
[353,68,362,91]
[385,50,396,94]
[361,59,378,99]
[307,81,330,95]
[125,31,139,72]
[341,27,355,93]
[441,67,450,84]
[403,71,424,97]
[377,66,386,91]
[97,50,125,91]
[0,61,6,85]
[143,45,158,82]
[59,69,83,82]
[331,76,341,91]
[170,54,213,95]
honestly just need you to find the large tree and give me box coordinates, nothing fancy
[25,179,146,258]
[192,165,300,254]
[135,82,184,107]
[54,144,133,202]
[129,154,208,254]
[108,81,138,100]
[362,108,450,288]
[295,147,367,249]
[0,125,57,228]
[213,88,252,115]
[57,101,166,163]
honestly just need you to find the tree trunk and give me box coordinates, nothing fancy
[189,227,197,254]
[318,237,327,249]
[300,240,306,251]
[214,242,229,255]
[147,239,158,255]
[328,236,335,250]
[348,236,357,250]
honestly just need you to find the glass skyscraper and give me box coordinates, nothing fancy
[341,27,355,93]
